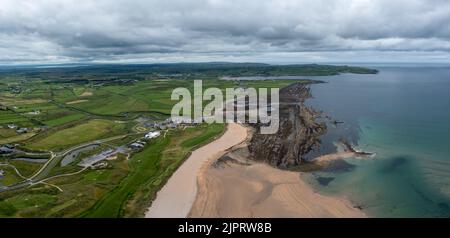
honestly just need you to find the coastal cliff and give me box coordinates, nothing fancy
[249,83,326,168]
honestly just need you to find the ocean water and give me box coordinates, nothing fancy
[304,66,450,217]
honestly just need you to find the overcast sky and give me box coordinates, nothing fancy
[1,0,450,64]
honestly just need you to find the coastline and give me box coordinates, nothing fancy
[188,125,367,218]
[189,161,366,218]
[145,123,248,218]
[145,122,366,218]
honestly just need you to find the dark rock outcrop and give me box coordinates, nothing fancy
[248,83,326,168]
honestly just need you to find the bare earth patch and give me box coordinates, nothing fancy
[66,99,89,105]
[80,91,93,97]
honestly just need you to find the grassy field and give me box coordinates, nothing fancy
[0,132,36,145]
[0,124,224,218]
[25,119,128,151]
[0,154,130,217]
[7,160,43,178]
[0,110,31,126]
[2,76,307,124]
[82,123,225,217]
[0,76,304,217]
[0,63,376,217]
[0,77,297,217]
[44,113,86,126]
[48,79,301,117]
[0,166,24,186]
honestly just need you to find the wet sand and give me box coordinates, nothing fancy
[146,122,366,218]
[189,156,366,218]
[145,123,248,218]
[188,128,367,218]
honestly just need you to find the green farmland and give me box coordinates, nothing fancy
[0,63,376,217]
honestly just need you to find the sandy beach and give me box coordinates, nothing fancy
[188,126,367,218]
[189,157,366,218]
[145,123,248,218]
[146,122,365,218]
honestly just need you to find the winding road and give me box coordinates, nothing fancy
[1,133,143,192]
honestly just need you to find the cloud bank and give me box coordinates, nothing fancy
[1,0,450,64]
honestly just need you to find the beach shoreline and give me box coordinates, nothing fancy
[145,123,248,218]
[146,122,366,218]
[189,160,366,218]
[188,125,367,218]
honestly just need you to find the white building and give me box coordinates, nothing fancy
[7,124,17,129]
[145,131,161,139]
[170,116,193,124]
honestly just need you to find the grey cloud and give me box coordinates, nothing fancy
[1,0,450,64]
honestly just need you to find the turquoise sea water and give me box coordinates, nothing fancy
[305,66,450,217]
